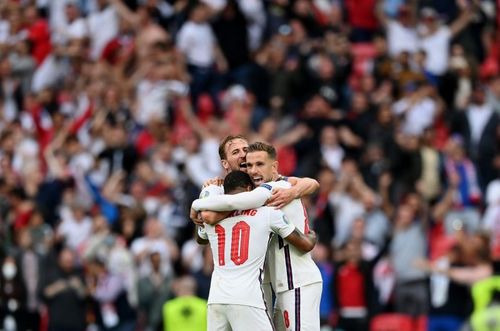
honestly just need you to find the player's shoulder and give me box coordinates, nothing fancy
[262,177,291,190]
[257,206,285,220]
[199,184,224,199]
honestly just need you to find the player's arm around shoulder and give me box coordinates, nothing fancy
[200,210,232,225]
[284,228,317,253]
[267,176,319,209]
[269,209,317,253]
[192,186,272,213]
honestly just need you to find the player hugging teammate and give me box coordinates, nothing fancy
[191,135,323,331]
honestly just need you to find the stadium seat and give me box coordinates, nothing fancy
[370,314,414,331]
[415,315,428,331]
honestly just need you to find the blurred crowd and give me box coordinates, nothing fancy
[0,0,499,330]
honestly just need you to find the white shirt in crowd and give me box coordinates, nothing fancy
[392,96,437,136]
[330,192,365,247]
[321,145,345,174]
[66,18,88,40]
[135,79,171,125]
[184,139,223,187]
[419,26,452,76]
[482,180,500,231]
[57,210,93,251]
[467,104,494,145]
[0,19,9,44]
[176,21,216,68]
[387,20,419,57]
[181,239,205,273]
[130,237,173,277]
[48,0,67,35]
[237,0,266,51]
[87,5,119,60]
[135,79,188,125]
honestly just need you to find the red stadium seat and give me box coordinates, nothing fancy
[415,315,428,331]
[370,314,414,331]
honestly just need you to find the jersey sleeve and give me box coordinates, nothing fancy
[269,209,295,238]
[191,186,272,211]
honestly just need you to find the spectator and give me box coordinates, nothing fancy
[417,5,472,78]
[87,0,119,60]
[162,275,207,331]
[40,248,87,331]
[330,167,366,248]
[319,125,344,174]
[417,127,443,203]
[211,1,252,88]
[0,255,26,331]
[482,179,500,266]
[419,244,473,331]
[390,203,428,317]
[130,218,178,279]
[442,135,482,235]
[376,3,419,57]
[27,209,53,256]
[55,199,93,253]
[96,123,139,179]
[452,82,499,193]
[345,0,379,42]
[15,229,41,331]
[487,75,500,112]
[137,252,172,331]
[392,82,438,136]
[86,257,136,331]
[52,0,88,46]
[333,240,374,331]
[310,167,336,244]
[176,3,227,108]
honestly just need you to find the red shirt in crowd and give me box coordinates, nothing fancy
[27,18,52,66]
[336,262,366,309]
[345,0,379,30]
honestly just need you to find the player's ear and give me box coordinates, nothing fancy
[272,160,278,171]
[221,159,229,171]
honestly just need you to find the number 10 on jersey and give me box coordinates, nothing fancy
[215,221,250,266]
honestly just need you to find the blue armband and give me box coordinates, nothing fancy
[260,183,273,191]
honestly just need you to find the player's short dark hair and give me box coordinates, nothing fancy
[247,142,276,160]
[223,171,254,193]
[218,135,247,160]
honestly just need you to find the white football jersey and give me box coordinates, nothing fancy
[205,206,294,309]
[262,180,323,293]
[193,180,322,293]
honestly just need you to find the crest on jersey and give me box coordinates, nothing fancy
[200,190,210,199]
